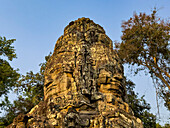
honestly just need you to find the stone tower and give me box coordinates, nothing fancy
[8,18,143,128]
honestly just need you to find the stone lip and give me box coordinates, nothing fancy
[64,17,105,35]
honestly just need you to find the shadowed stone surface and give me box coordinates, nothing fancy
[8,18,143,128]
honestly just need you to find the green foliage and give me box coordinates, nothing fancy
[0,36,19,127]
[0,36,16,60]
[0,97,16,127]
[0,59,19,97]
[156,123,170,128]
[0,36,19,113]
[16,71,44,107]
[15,53,51,107]
[116,9,170,110]
[0,53,51,127]
[125,78,156,128]
[0,36,19,97]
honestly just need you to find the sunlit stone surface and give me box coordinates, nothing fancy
[8,18,143,128]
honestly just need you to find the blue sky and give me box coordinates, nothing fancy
[0,0,169,125]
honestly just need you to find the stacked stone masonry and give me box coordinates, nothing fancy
[8,18,143,128]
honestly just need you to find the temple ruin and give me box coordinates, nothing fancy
[8,18,143,128]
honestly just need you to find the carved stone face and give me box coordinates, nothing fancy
[9,18,143,128]
[44,18,125,103]
[98,69,124,101]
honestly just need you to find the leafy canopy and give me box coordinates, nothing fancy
[116,9,170,110]
[125,79,156,128]
[0,36,19,97]
[0,36,19,127]
[0,53,51,127]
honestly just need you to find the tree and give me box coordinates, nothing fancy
[0,96,16,127]
[125,79,156,128]
[0,53,51,127]
[156,123,170,128]
[15,53,51,112]
[0,36,19,127]
[0,70,44,127]
[0,36,19,97]
[116,9,170,110]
